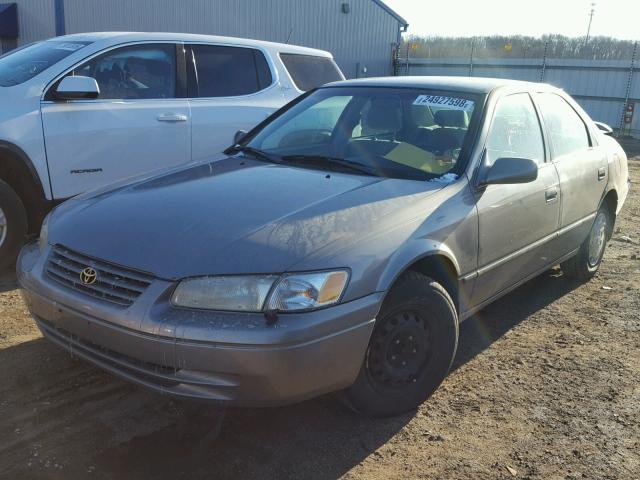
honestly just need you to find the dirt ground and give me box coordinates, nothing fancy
[1,150,639,480]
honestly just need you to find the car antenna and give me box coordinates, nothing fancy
[285,28,294,44]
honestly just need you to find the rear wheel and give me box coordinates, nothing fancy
[345,271,458,417]
[0,180,28,270]
[562,205,611,282]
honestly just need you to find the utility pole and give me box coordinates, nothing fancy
[585,2,596,44]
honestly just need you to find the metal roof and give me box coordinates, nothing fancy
[371,0,408,28]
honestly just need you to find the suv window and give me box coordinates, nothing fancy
[71,44,176,100]
[485,93,545,165]
[280,54,343,91]
[190,45,272,97]
[536,93,590,158]
[0,40,91,87]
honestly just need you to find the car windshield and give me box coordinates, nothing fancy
[244,86,482,180]
[0,40,92,87]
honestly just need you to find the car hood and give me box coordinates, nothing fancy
[48,157,445,279]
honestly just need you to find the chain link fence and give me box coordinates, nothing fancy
[393,38,639,138]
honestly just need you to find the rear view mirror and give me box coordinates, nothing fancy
[482,157,538,185]
[593,121,614,136]
[233,130,248,145]
[55,76,100,100]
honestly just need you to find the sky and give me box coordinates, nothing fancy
[383,0,640,40]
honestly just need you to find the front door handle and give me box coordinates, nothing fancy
[545,188,558,203]
[157,113,188,122]
[597,167,606,181]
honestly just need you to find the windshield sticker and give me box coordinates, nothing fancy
[52,43,86,51]
[413,95,474,111]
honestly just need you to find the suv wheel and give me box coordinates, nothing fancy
[562,205,611,282]
[345,271,458,417]
[0,180,28,270]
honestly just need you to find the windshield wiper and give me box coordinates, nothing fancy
[227,145,281,164]
[280,155,378,176]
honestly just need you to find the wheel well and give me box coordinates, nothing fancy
[602,189,618,239]
[0,148,49,234]
[404,254,459,310]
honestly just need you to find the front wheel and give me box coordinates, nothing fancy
[0,180,28,270]
[562,205,611,282]
[345,272,458,417]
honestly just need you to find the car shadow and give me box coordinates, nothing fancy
[0,266,19,292]
[0,267,580,480]
[452,267,578,371]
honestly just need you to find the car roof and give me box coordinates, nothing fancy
[50,32,334,57]
[325,76,555,94]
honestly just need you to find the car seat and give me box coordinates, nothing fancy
[430,110,469,154]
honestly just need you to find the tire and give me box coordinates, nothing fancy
[561,205,611,282]
[0,179,28,270]
[345,271,458,417]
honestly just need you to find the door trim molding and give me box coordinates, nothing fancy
[471,213,595,280]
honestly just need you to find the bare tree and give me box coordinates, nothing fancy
[401,35,638,60]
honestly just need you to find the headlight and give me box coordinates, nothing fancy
[39,213,51,252]
[171,270,349,313]
[267,270,349,312]
[172,275,278,311]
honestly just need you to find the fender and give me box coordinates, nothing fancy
[375,237,461,295]
[0,140,51,229]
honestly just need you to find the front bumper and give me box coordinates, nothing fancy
[18,242,382,406]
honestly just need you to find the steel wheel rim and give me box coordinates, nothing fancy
[0,207,7,248]
[588,211,607,267]
[367,310,431,388]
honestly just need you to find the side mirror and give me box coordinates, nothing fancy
[54,76,100,100]
[593,121,614,136]
[233,130,248,145]
[482,157,538,185]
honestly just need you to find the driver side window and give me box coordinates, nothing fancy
[71,44,176,100]
[485,93,545,166]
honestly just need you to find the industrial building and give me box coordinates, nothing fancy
[0,0,408,77]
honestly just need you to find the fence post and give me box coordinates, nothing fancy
[539,41,548,82]
[468,38,475,77]
[618,41,637,136]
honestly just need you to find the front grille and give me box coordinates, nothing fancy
[46,245,154,307]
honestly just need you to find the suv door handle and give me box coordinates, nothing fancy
[597,167,606,181]
[545,188,558,203]
[157,113,188,122]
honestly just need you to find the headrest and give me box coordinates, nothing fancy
[434,109,468,128]
[362,98,402,132]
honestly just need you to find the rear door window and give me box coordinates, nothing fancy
[190,45,273,97]
[536,93,590,158]
[0,40,91,87]
[280,53,343,91]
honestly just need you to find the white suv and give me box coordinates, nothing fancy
[0,32,344,267]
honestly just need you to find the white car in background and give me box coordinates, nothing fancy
[0,32,344,267]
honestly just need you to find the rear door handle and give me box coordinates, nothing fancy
[597,167,606,181]
[545,188,558,203]
[157,113,188,122]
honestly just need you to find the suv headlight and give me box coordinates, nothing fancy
[171,270,349,313]
[39,213,51,252]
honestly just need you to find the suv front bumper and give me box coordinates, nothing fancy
[18,242,382,406]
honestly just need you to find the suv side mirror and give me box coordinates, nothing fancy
[55,76,100,100]
[482,157,538,185]
[233,130,248,145]
[593,121,614,136]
